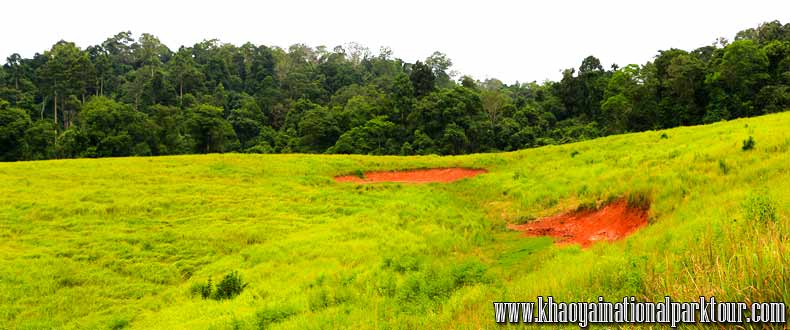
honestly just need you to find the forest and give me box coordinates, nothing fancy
[0,21,788,161]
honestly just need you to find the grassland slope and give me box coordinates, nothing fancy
[0,113,788,329]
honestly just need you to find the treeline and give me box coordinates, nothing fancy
[1,21,789,161]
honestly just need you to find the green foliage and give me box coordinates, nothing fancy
[718,159,730,174]
[255,305,297,329]
[190,278,213,299]
[213,271,248,300]
[742,190,778,223]
[1,22,790,161]
[328,116,396,154]
[742,135,756,150]
[244,142,274,154]
[187,104,240,153]
[0,101,31,160]
[191,271,247,301]
[0,113,788,328]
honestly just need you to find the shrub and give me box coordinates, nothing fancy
[307,286,351,310]
[718,159,729,174]
[742,136,755,151]
[742,190,777,223]
[660,133,669,139]
[190,278,213,299]
[570,150,580,157]
[450,260,488,286]
[382,254,422,273]
[245,142,274,154]
[353,169,365,179]
[190,271,247,300]
[213,271,248,300]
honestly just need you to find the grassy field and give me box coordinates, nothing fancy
[0,112,788,329]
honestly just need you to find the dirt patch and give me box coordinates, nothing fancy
[508,199,648,248]
[335,168,487,184]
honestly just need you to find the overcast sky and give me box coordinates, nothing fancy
[2,0,788,83]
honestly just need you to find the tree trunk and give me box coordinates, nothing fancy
[61,96,68,129]
[40,96,47,120]
[53,94,58,143]
[53,94,58,130]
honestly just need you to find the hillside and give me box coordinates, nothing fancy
[0,112,788,329]
[2,21,790,162]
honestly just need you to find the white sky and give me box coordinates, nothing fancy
[2,0,788,84]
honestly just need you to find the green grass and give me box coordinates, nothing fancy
[0,113,788,329]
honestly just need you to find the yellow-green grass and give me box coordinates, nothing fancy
[0,113,788,329]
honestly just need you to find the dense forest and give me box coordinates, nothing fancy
[0,21,789,161]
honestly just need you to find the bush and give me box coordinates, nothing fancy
[190,278,213,299]
[742,190,777,223]
[660,133,669,139]
[213,271,248,300]
[450,260,488,286]
[718,159,729,174]
[190,271,247,300]
[742,136,755,151]
[245,142,274,154]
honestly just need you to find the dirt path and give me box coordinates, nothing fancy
[508,199,648,247]
[335,168,487,184]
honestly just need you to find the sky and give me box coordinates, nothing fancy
[1,0,788,84]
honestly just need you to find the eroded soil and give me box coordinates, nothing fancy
[508,199,648,247]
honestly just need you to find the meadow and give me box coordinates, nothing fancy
[0,112,788,329]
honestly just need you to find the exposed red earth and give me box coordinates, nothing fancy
[334,168,487,184]
[508,199,648,248]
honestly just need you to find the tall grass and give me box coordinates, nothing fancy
[0,113,787,329]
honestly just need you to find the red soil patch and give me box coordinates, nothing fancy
[508,199,648,248]
[335,168,487,184]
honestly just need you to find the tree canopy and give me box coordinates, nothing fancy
[1,21,789,161]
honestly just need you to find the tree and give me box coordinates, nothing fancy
[425,51,454,88]
[0,20,787,162]
[37,41,94,130]
[298,105,340,152]
[410,61,435,97]
[480,89,509,129]
[186,104,239,153]
[329,116,396,154]
[391,73,415,127]
[0,99,31,160]
[228,95,266,148]
[664,53,706,125]
[167,48,203,102]
[5,54,23,100]
[86,45,113,96]
[706,40,770,117]
[135,33,170,71]
[79,96,154,157]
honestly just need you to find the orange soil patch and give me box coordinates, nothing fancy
[508,199,648,248]
[335,168,487,184]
